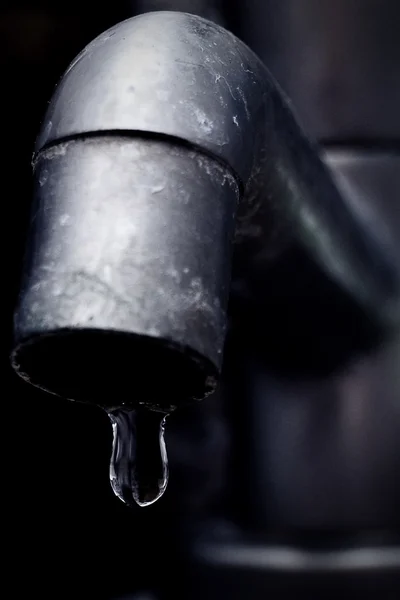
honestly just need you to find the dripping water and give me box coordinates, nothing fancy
[107,407,169,508]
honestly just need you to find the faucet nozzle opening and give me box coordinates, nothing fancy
[12,329,217,408]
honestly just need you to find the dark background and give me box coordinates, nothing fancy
[2,1,400,598]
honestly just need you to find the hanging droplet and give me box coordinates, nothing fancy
[107,407,169,508]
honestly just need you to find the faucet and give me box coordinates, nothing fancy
[10,11,400,480]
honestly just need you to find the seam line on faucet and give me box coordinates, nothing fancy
[34,130,245,195]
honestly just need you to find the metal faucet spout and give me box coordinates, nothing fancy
[11,11,400,404]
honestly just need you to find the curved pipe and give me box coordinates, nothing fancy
[11,12,400,405]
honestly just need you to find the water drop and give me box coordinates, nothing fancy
[107,407,169,508]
